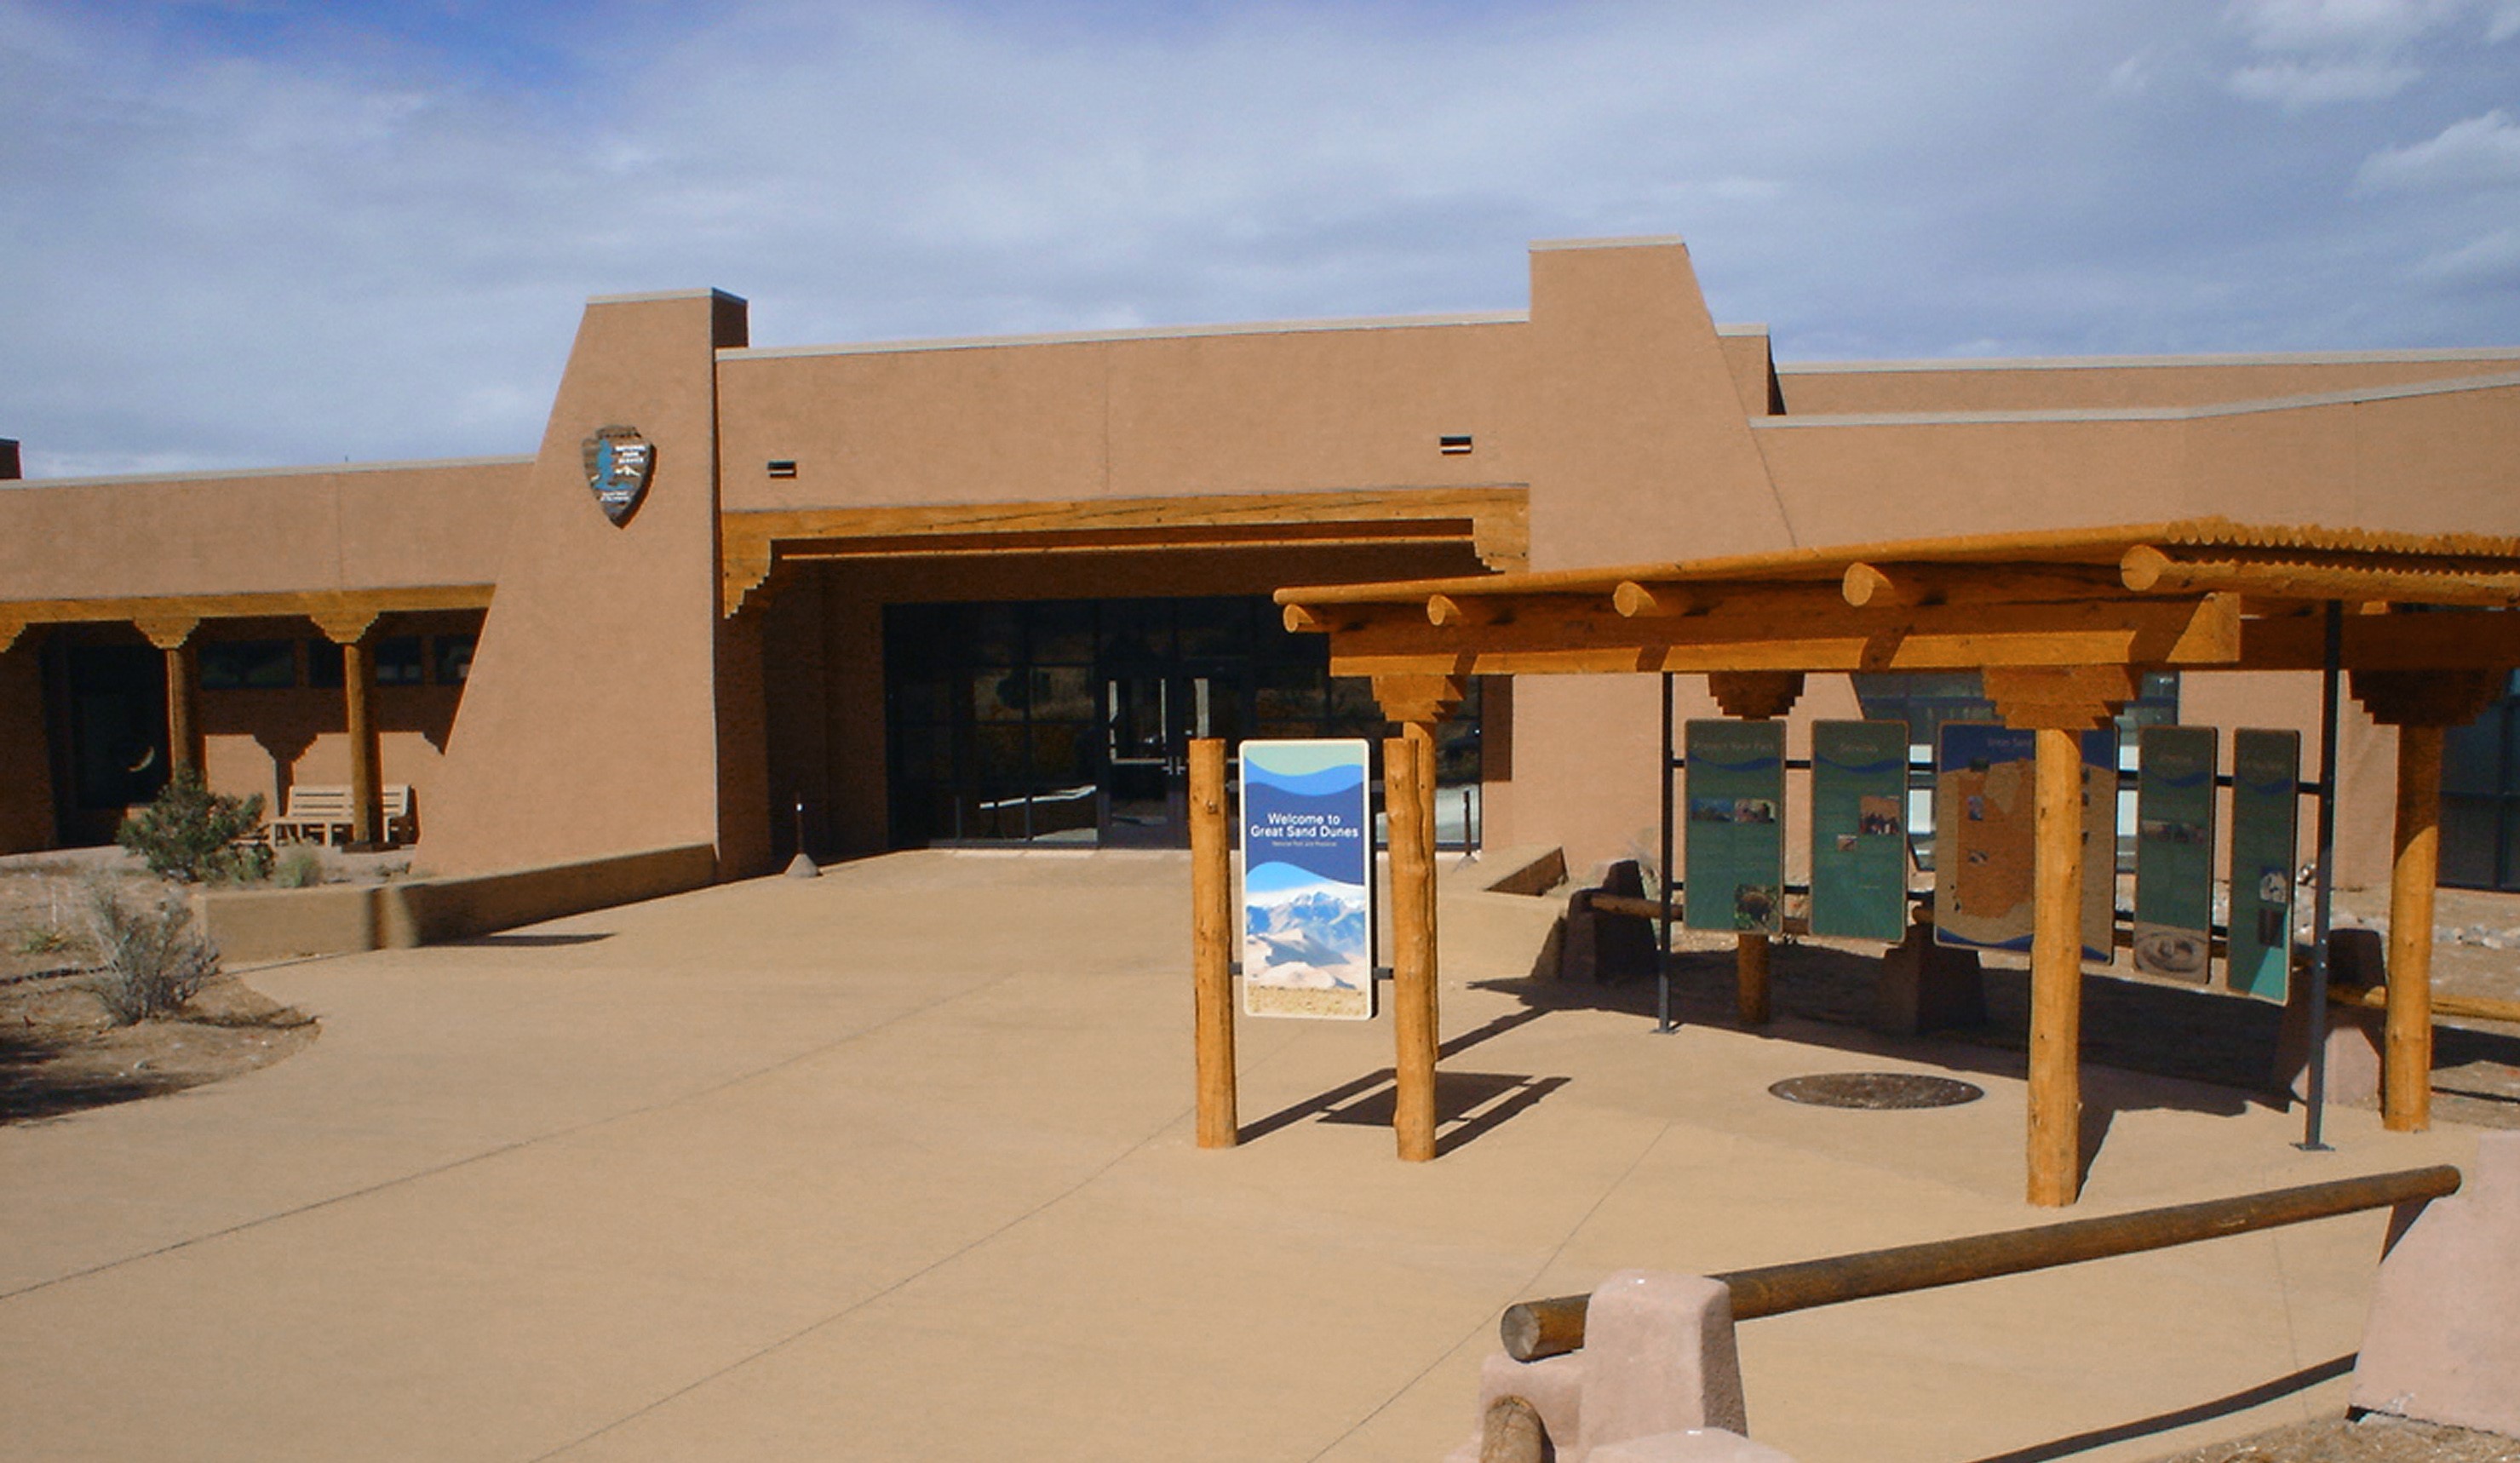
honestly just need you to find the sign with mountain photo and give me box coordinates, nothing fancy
[1241,739,1375,1020]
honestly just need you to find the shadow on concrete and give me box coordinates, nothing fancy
[1239,1007,1565,1154]
[1476,939,2287,1185]
[1955,1352,2353,1463]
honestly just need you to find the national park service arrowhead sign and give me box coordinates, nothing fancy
[581,425,656,526]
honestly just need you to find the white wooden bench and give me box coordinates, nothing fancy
[271,784,414,846]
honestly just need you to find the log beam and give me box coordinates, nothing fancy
[2123,544,2520,606]
[2242,609,2520,673]
[1841,561,2127,609]
[1318,594,2242,680]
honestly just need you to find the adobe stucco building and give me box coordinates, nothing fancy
[3,237,2517,891]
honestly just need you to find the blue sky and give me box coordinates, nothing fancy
[4,0,2518,477]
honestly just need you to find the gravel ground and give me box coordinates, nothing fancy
[2145,1414,2520,1462]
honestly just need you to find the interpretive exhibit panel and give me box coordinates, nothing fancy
[1936,723,2038,952]
[1240,739,1375,1020]
[2226,729,2301,1004]
[1684,719,1787,934]
[1810,720,1909,941]
[2081,729,2119,967]
[1933,724,2115,958]
[2133,726,2219,984]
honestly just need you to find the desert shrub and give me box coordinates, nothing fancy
[83,880,220,1024]
[116,768,270,884]
[273,846,325,888]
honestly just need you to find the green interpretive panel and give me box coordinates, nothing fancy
[1810,720,1909,942]
[2226,729,2301,1005]
[2133,725,2219,984]
[1685,719,1786,934]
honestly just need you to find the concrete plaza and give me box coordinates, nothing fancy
[0,851,2482,1462]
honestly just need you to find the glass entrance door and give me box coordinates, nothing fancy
[1100,670,1238,846]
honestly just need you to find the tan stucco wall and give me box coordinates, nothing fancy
[5,238,2516,886]
[1754,382,2520,545]
[1779,353,2520,416]
[716,317,1530,513]
[417,290,759,877]
[1501,238,1801,875]
[0,459,521,601]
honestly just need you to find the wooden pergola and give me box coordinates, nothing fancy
[1274,518,2520,1205]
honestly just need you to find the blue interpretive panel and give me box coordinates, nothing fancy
[1240,739,1375,1020]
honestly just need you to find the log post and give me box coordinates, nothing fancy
[2385,725,2443,1133]
[313,611,381,849]
[1188,738,1237,1149]
[1385,733,1438,1162]
[2029,726,2087,1208]
[2354,668,2503,1133]
[1986,666,2132,1208]
[1375,674,1463,1164]
[1707,671,1802,1028]
[1736,933,1772,1028]
[134,617,201,777]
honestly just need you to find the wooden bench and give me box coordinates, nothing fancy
[271,784,414,847]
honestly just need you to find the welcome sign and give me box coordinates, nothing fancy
[1241,739,1375,1020]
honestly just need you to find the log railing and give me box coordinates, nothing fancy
[1500,1165,2460,1363]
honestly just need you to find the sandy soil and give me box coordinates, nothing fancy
[0,852,318,1123]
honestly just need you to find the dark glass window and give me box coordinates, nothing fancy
[375,636,425,686]
[199,640,296,690]
[433,634,476,685]
[306,640,345,688]
[883,595,1481,848]
[2443,671,2520,892]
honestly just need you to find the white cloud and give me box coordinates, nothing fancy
[2228,57,2420,104]
[6,1,2520,477]
[2415,227,2520,284]
[2360,109,2520,189]
[2221,0,2516,106]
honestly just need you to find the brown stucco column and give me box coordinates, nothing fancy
[1375,674,1463,1163]
[2351,668,2502,1133]
[314,611,382,848]
[134,616,201,777]
[1708,671,1805,1026]
[1987,666,2130,1208]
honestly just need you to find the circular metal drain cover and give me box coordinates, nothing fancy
[1768,1072,1984,1110]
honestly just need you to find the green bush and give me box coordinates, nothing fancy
[115,768,270,884]
[273,846,324,888]
[83,879,219,1024]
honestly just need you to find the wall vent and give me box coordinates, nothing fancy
[766,459,798,479]
[1438,434,1473,456]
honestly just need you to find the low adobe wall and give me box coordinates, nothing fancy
[198,843,717,963]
